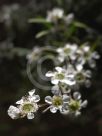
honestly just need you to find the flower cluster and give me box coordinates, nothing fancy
[57,43,100,69]
[8,8,100,120]
[44,43,99,115]
[45,66,88,115]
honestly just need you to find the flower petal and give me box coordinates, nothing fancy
[50,106,57,113]
[63,79,75,86]
[60,104,69,114]
[71,44,78,51]
[51,85,60,95]
[55,67,63,72]
[75,111,81,116]
[83,46,90,52]
[46,71,54,77]
[88,59,96,68]
[92,51,100,59]
[57,48,63,53]
[51,78,59,84]
[73,92,81,100]
[81,100,88,108]
[27,113,34,119]
[85,70,92,78]
[16,99,23,105]
[33,95,40,102]
[76,64,83,71]
[65,13,74,24]
[58,56,64,62]
[45,96,52,104]
[85,80,91,88]
[63,95,70,103]
[29,89,35,96]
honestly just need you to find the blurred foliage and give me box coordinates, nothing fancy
[0,0,102,136]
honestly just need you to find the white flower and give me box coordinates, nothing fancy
[46,67,76,86]
[46,8,64,23]
[16,89,40,119]
[64,13,74,25]
[8,105,20,119]
[75,44,100,68]
[57,43,78,62]
[27,47,41,63]
[45,94,70,113]
[74,69,92,86]
[87,51,100,68]
[8,89,40,120]
[62,92,88,116]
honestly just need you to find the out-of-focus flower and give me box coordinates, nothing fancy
[46,8,64,23]
[0,4,19,26]
[87,51,100,68]
[56,43,100,70]
[45,94,70,113]
[57,43,78,62]
[74,69,92,87]
[61,92,88,116]
[46,8,74,25]
[64,13,74,25]
[27,47,41,63]
[75,44,100,69]
[46,67,76,86]
[8,89,40,119]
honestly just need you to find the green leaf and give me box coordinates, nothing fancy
[73,21,88,29]
[12,48,30,56]
[28,18,50,24]
[36,31,49,38]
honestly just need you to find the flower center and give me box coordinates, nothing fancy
[56,73,65,80]
[52,96,63,107]
[69,100,80,111]
[64,48,71,54]
[75,72,85,82]
[22,103,34,113]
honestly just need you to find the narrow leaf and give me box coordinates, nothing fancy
[73,21,88,29]
[36,31,49,38]
[28,18,50,24]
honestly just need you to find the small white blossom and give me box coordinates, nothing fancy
[46,8,64,23]
[64,13,74,25]
[45,94,70,113]
[0,4,19,26]
[46,67,76,86]
[75,44,100,69]
[87,51,100,68]
[74,69,92,87]
[61,92,88,116]
[8,89,40,120]
[27,47,41,63]
[57,43,78,62]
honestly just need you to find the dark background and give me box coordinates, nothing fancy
[0,0,102,136]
